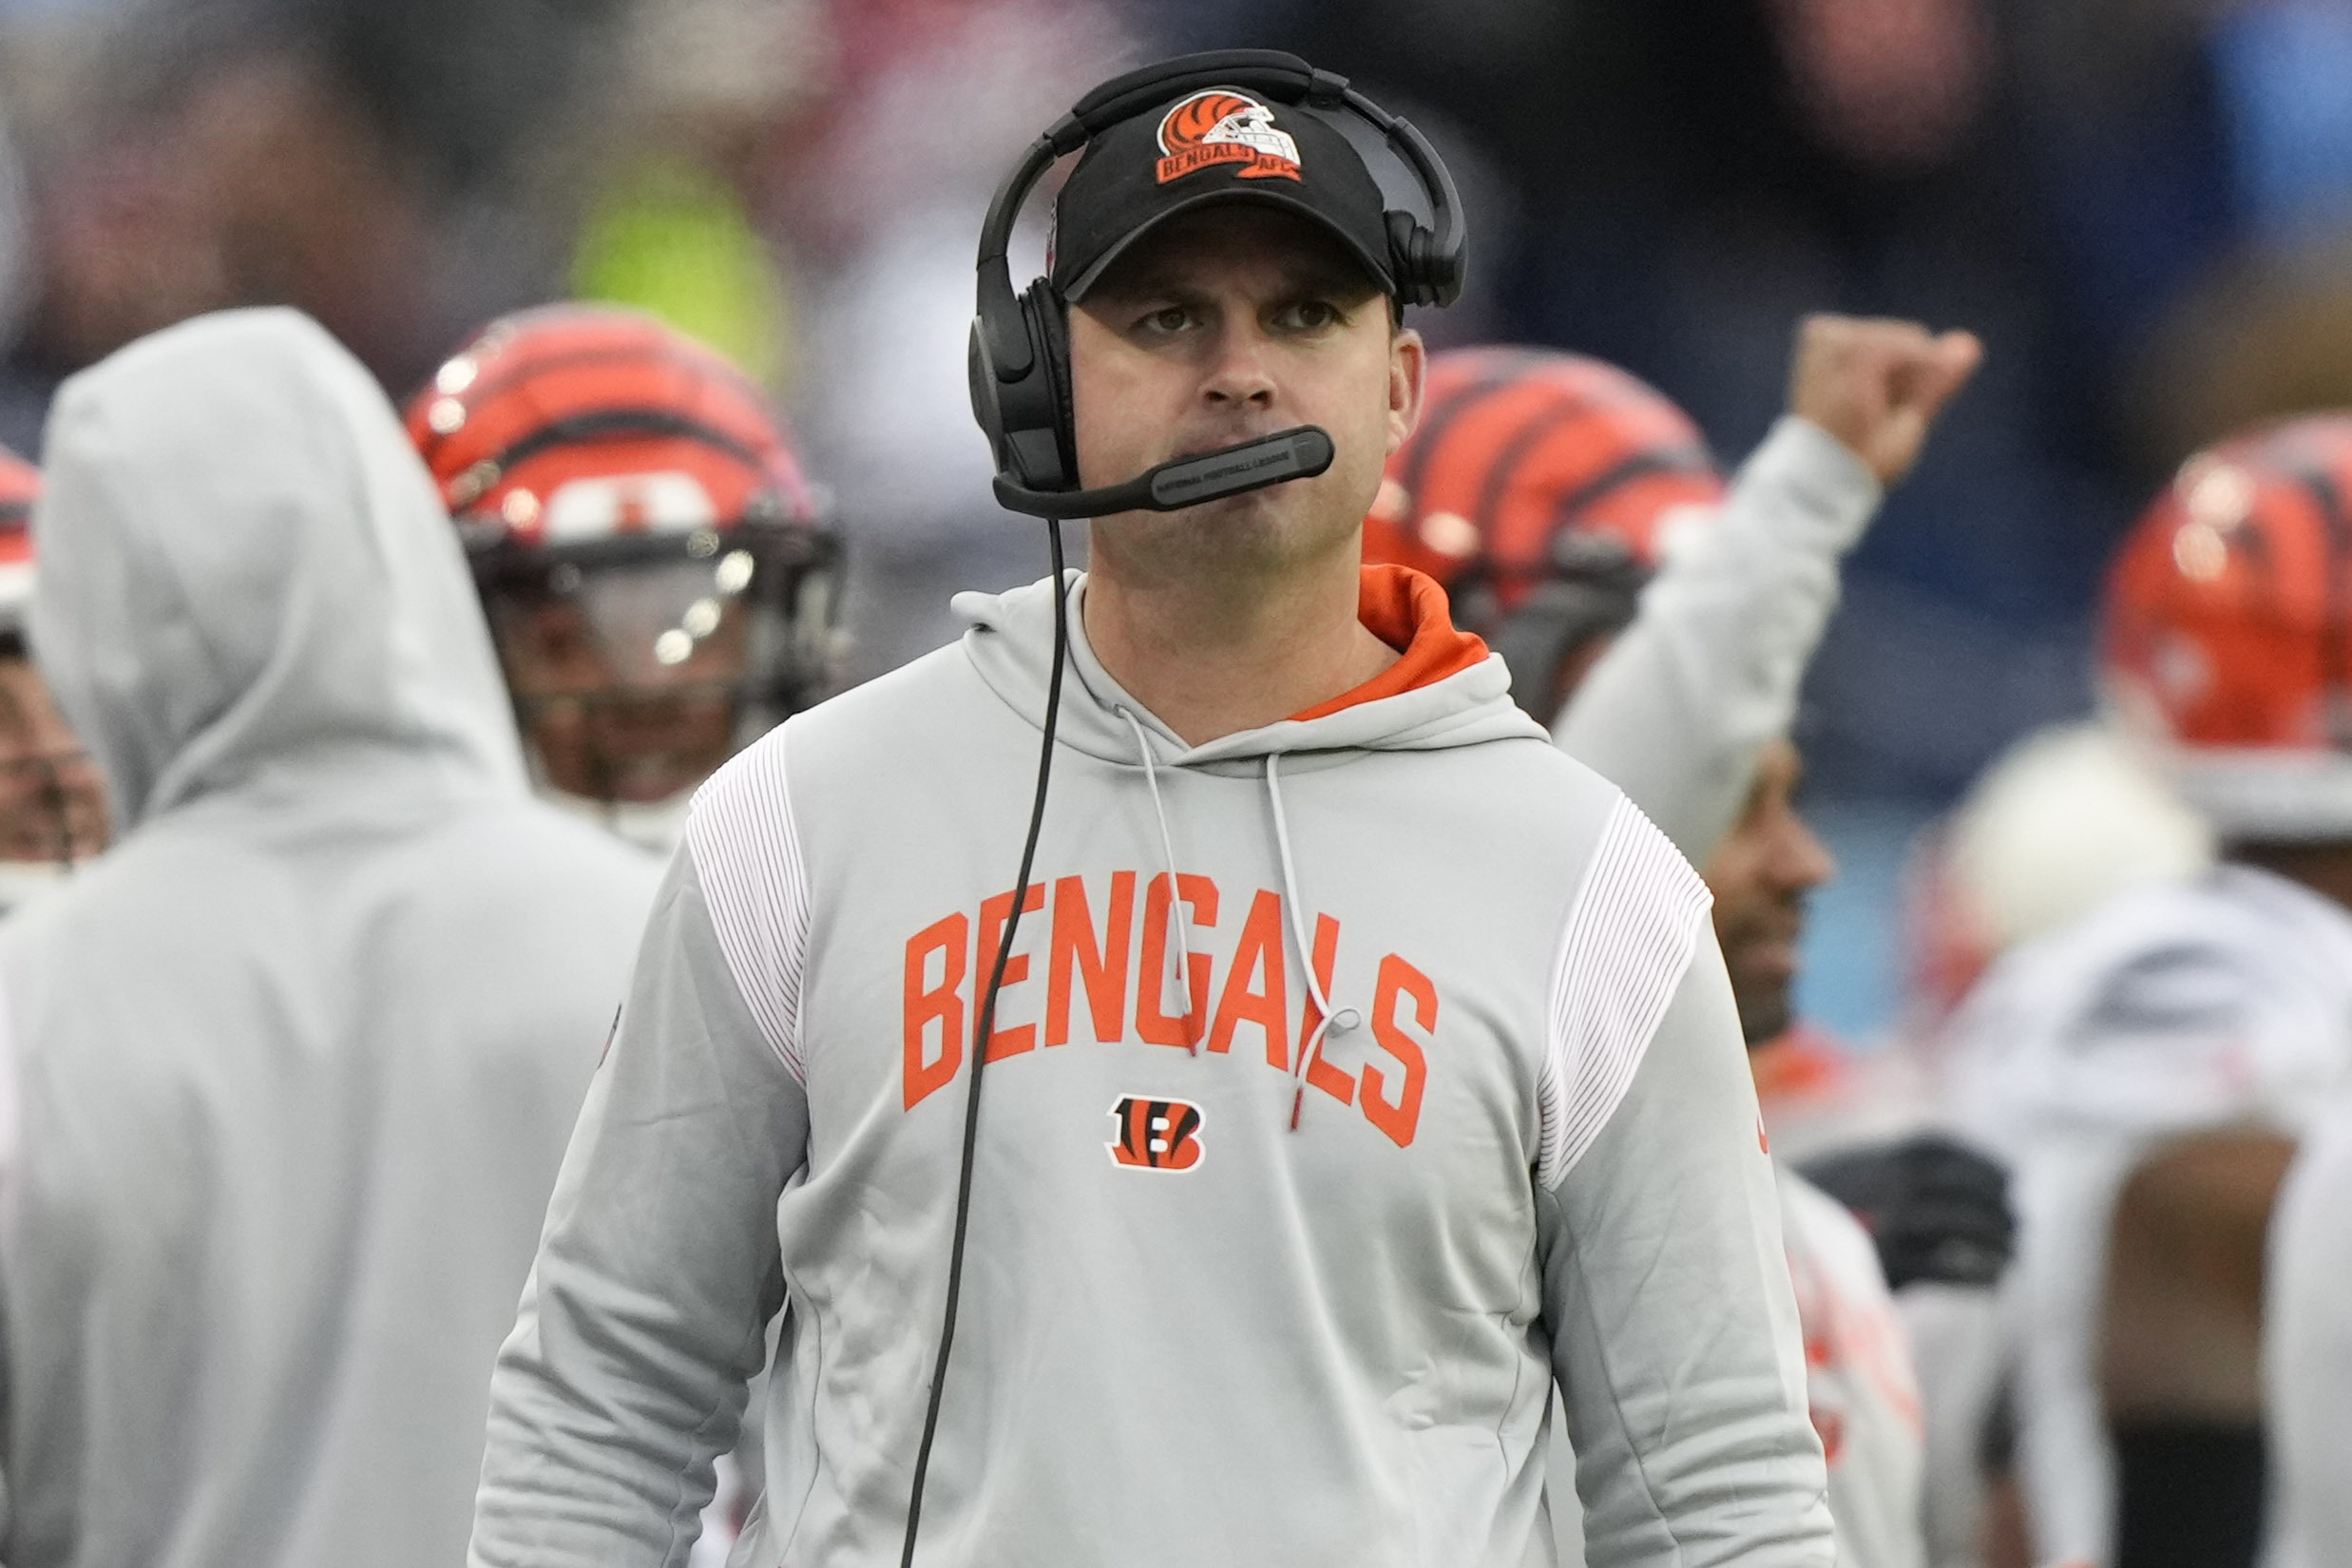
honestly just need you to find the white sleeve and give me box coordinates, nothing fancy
[1553,416,1880,860]
[1535,811,1833,1567]
[2268,1104,2352,1568]
[1779,1173,1930,1568]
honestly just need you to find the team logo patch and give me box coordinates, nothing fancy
[1155,90,1302,185]
[1108,1096,1205,1171]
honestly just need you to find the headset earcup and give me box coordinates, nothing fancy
[1384,212,1428,308]
[984,283,1077,492]
[1033,285,1078,486]
[1385,210,1464,309]
[966,318,1006,460]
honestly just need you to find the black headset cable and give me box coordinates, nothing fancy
[899,517,1071,1565]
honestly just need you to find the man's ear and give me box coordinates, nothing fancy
[1386,324,1426,457]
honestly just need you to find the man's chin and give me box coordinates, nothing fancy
[1100,490,1311,565]
[1179,486,1293,528]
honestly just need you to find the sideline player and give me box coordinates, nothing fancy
[406,305,842,853]
[1943,413,2352,1568]
[1372,320,1978,861]
[1366,342,2011,1568]
[409,311,825,1552]
[472,59,1834,1566]
[0,446,107,911]
[0,310,663,1567]
[1708,736,1932,1568]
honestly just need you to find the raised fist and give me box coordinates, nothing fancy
[1788,314,1982,488]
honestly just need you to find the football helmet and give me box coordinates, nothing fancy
[1367,347,1724,717]
[409,305,840,814]
[2102,413,2352,840]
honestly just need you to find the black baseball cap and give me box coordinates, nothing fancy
[1049,86,1395,302]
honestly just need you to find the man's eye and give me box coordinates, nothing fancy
[1140,306,1191,335]
[1278,299,1342,331]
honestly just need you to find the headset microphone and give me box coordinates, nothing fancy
[991,426,1334,520]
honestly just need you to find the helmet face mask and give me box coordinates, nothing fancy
[0,649,108,864]
[470,519,840,807]
[1447,529,1653,717]
[410,305,843,812]
[0,447,110,868]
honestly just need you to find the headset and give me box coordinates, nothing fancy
[968,48,1466,521]
[902,52,1465,1566]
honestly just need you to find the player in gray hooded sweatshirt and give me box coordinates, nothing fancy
[0,308,662,1567]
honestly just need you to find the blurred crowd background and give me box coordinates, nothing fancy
[0,0,2349,1040]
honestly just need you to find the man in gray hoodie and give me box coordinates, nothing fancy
[0,308,662,1567]
[474,62,1833,1567]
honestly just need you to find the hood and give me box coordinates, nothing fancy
[31,308,527,829]
[956,562,1548,770]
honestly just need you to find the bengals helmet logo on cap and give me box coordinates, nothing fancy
[1156,89,1302,185]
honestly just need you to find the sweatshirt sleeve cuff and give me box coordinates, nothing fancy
[1728,415,1884,555]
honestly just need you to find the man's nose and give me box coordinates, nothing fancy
[1200,322,1277,410]
[1771,813,1837,896]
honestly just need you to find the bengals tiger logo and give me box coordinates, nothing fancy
[1155,90,1303,185]
[1108,1096,1205,1172]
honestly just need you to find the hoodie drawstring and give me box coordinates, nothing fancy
[1266,752,1358,1130]
[1117,705,1199,1055]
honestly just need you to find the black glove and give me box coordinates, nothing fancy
[1798,1132,2016,1291]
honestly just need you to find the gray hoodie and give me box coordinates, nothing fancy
[472,562,1834,1567]
[0,309,662,1568]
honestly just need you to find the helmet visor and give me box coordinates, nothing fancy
[488,556,755,804]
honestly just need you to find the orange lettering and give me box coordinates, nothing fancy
[1364,953,1433,1147]
[976,883,1045,1061]
[1046,872,1134,1045]
[1136,872,1218,1048]
[903,912,968,1108]
[1297,912,1355,1106]
[1207,889,1290,1064]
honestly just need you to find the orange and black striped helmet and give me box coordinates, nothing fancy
[1368,348,1725,716]
[408,303,822,550]
[0,444,38,647]
[406,306,843,791]
[2102,411,2352,839]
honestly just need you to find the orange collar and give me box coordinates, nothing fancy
[1289,564,1491,721]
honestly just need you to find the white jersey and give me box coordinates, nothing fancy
[1779,1167,1930,1568]
[2267,1092,2352,1568]
[1943,865,2352,1567]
